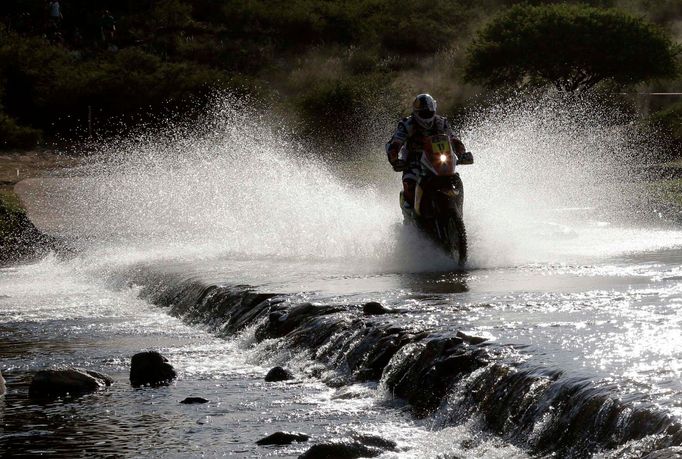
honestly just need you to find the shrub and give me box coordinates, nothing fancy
[0,111,42,150]
[293,73,397,139]
[465,4,679,91]
[0,31,247,136]
[647,102,682,158]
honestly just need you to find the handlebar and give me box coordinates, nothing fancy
[456,152,474,165]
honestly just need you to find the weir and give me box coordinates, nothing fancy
[121,266,682,458]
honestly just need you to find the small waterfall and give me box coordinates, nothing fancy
[116,265,682,458]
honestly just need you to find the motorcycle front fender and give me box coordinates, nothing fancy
[434,187,461,214]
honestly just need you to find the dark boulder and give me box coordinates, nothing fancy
[355,334,402,381]
[323,375,349,388]
[180,397,209,404]
[130,351,177,387]
[256,431,310,445]
[381,336,489,417]
[84,369,115,386]
[29,368,113,398]
[298,442,381,459]
[256,303,345,341]
[351,434,397,451]
[456,330,489,345]
[362,302,395,315]
[265,366,294,382]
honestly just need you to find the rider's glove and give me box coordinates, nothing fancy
[392,159,407,172]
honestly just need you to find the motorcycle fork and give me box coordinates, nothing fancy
[414,181,425,217]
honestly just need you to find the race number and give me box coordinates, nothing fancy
[430,135,451,154]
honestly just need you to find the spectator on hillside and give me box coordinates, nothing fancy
[47,1,62,27]
[100,10,116,44]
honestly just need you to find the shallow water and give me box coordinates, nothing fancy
[4,93,682,457]
[118,242,682,416]
[0,257,535,458]
[3,236,682,457]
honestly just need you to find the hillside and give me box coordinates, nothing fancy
[1,0,681,152]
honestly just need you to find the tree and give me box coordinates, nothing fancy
[464,4,679,91]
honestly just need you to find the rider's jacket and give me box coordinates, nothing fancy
[386,115,465,168]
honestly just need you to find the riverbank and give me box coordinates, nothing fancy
[0,150,80,265]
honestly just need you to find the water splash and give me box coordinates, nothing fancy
[462,92,680,267]
[19,91,682,273]
[56,95,396,262]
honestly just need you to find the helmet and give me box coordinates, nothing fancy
[412,94,437,128]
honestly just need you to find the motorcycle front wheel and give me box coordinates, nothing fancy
[445,214,467,266]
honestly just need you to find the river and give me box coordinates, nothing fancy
[2,94,682,457]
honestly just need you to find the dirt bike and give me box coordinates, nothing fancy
[397,134,473,265]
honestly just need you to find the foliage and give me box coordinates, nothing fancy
[0,28,252,139]
[375,0,470,54]
[293,73,397,137]
[214,0,482,54]
[464,4,679,91]
[0,112,42,150]
[646,101,682,156]
[0,189,29,250]
[0,191,24,239]
[1,1,682,150]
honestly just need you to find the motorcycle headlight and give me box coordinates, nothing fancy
[439,154,447,163]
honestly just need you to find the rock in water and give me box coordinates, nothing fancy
[180,397,209,404]
[0,370,5,396]
[362,302,391,315]
[256,431,310,445]
[84,369,115,386]
[351,434,397,451]
[265,366,293,382]
[130,351,177,387]
[298,442,381,459]
[455,330,489,345]
[29,368,113,398]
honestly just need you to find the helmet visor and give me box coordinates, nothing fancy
[417,109,435,120]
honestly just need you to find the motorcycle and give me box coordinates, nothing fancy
[397,134,473,265]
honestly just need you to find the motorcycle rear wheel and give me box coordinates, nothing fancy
[446,214,467,266]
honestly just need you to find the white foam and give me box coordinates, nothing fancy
[19,92,682,274]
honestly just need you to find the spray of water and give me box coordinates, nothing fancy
[462,92,681,267]
[48,95,397,263]
[22,91,682,274]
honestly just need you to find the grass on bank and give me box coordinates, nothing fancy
[0,189,22,212]
[0,189,27,244]
[0,150,79,242]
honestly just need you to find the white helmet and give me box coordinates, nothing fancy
[412,94,437,128]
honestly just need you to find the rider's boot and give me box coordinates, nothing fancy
[401,180,417,220]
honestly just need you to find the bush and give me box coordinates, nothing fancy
[0,30,246,136]
[465,4,679,91]
[647,102,682,158]
[376,0,467,54]
[0,111,42,149]
[293,73,397,139]
[0,31,76,128]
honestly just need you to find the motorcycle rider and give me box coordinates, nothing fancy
[386,94,466,210]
